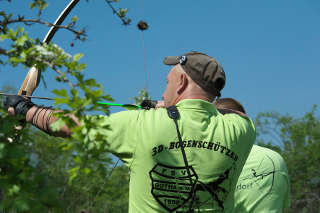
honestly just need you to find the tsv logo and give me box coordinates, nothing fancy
[149,163,198,212]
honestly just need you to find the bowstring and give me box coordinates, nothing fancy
[139,0,148,90]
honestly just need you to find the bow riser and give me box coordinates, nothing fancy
[18,67,40,96]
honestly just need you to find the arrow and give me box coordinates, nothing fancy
[0,92,53,100]
[0,93,141,110]
[96,102,141,110]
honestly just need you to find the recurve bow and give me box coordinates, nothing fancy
[13,0,80,133]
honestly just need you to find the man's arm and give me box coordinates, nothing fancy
[25,105,81,137]
[5,95,80,137]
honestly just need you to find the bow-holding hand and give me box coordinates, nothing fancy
[4,95,35,117]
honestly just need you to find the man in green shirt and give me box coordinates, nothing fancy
[214,98,290,213]
[5,51,256,212]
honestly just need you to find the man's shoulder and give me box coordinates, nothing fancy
[109,107,170,122]
[217,109,256,135]
[249,145,288,172]
[251,145,284,161]
[217,108,247,117]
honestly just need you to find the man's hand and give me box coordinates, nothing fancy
[4,95,35,117]
[140,100,165,110]
[141,100,158,110]
[155,101,165,109]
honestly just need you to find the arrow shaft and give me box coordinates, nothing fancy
[0,92,53,100]
[0,93,141,109]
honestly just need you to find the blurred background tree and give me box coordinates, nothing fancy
[256,106,320,212]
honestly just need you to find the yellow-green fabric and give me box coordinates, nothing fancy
[103,99,256,212]
[233,145,290,213]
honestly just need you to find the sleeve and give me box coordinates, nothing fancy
[224,113,257,146]
[98,110,141,166]
[223,111,256,135]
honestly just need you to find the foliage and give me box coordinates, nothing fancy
[104,0,131,25]
[30,131,129,213]
[131,88,151,105]
[0,0,131,211]
[0,116,129,212]
[255,106,320,212]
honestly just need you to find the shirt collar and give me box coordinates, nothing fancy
[176,99,218,115]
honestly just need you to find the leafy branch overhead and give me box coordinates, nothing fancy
[105,0,131,25]
[0,3,86,42]
[0,0,132,94]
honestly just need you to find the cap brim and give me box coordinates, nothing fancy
[163,56,179,65]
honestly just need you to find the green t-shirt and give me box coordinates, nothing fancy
[103,99,256,212]
[233,145,291,213]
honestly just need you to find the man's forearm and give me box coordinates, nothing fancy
[26,106,80,137]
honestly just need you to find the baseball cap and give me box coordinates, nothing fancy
[163,51,226,97]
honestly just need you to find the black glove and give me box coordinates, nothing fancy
[4,95,35,116]
[140,100,158,110]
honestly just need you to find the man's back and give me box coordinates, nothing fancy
[233,145,290,213]
[106,99,256,212]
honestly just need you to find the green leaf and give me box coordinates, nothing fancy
[52,88,68,97]
[74,156,82,164]
[50,119,66,132]
[82,167,91,175]
[9,57,24,66]
[71,88,79,97]
[0,33,10,41]
[75,63,86,71]
[29,2,36,9]
[8,185,20,196]
[84,79,97,87]
[73,53,83,62]
[16,34,28,46]
[72,15,78,22]
[88,129,97,141]
[87,142,95,150]
[0,143,5,159]
[54,97,69,105]
[40,2,48,10]
[68,166,80,184]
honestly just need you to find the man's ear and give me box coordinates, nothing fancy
[177,73,188,94]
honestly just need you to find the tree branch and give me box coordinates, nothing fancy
[104,0,131,25]
[5,18,86,40]
[0,47,8,55]
[42,60,75,89]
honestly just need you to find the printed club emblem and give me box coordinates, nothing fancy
[149,163,198,212]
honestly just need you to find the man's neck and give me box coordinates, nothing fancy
[174,93,211,105]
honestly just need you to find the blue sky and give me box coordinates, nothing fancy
[1,0,320,119]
